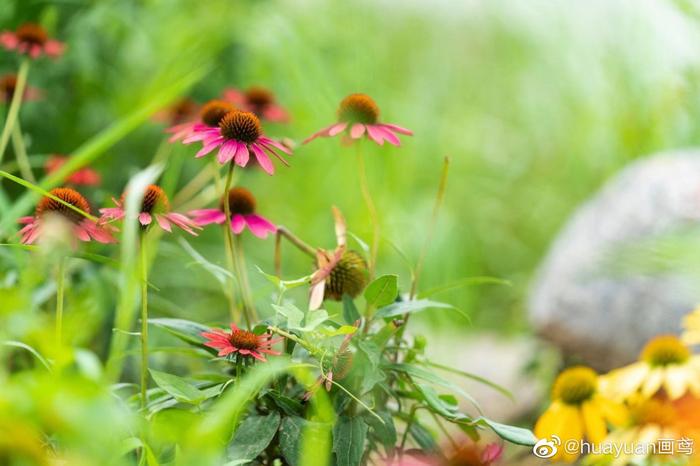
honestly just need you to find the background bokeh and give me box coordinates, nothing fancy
[4,0,700,335]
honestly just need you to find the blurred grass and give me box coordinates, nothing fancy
[4,0,700,335]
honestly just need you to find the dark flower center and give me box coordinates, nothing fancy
[15,23,48,46]
[0,75,17,100]
[552,366,597,406]
[140,185,169,214]
[35,188,90,224]
[219,111,261,144]
[246,87,274,108]
[229,329,260,351]
[219,187,256,215]
[337,93,380,124]
[326,250,369,301]
[641,335,690,367]
[169,98,197,125]
[199,100,235,127]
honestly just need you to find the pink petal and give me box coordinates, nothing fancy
[373,125,401,146]
[327,122,348,137]
[250,144,274,175]
[245,214,276,239]
[365,125,385,145]
[196,138,224,158]
[380,123,413,136]
[155,215,172,232]
[230,214,246,234]
[18,216,34,225]
[234,143,249,167]
[138,213,152,225]
[74,225,91,242]
[259,137,292,155]
[218,347,237,357]
[189,209,226,225]
[165,213,199,235]
[230,323,241,333]
[217,141,238,164]
[350,124,366,139]
[302,124,336,144]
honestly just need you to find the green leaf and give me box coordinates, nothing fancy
[364,275,398,308]
[365,412,396,450]
[384,363,481,414]
[418,276,511,299]
[228,412,281,462]
[179,237,233,285]
[149,369,206,405]
[332,416,368,466]
[409,421,438,453]
[272,303,329,332]
[3,340,51,370]
[374,299,467,321]
[342,294,361,324]
[414,384,467,421]
[475,417,537,446]
[319,325,358,337]
[280,416,329,466]
[423,360,514,401]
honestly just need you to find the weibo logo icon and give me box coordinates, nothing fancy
[533,435,560,459]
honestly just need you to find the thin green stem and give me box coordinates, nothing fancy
[234,235,258,323]
[355,142,379,279]
[140,233,149,410]
[11,122,35,183]
[0,58,29,165]
[55,257,66,346]
[276,226,317,258]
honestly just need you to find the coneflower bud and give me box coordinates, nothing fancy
[325,250,369,301]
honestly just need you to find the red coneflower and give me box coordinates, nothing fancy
[165,99,231,143]
[44,155,101,186]
[223,86,289,123]
[201,323,281,362]
[183,110,291,175]
[303,93,412,146]
[0,74,40,103]
[99,184,200,235]
[18,188,116,245]
[189,187,276,239]
[0,23,64,59]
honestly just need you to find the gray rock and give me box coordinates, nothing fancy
[529,151,700,371]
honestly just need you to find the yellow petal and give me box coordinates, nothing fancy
[641,367,664,398]
[558,405,584,463]
[582,400,607,443]
[607,363,648,400]
[596,395,628,427]
[535,401,564,440]
[664,365,689,400]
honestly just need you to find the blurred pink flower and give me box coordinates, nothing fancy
[223,86,289,123]
[189,187,276,238]
[44,156,101,186]
[303,93,412,146]
[0,23,64,59]
[201,323,281,362]
[0,74,41,103]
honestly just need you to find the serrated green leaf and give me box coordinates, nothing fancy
[228,413,281,462]
[364,275,398,308]
[149,369,205,405]
[333,416,368,466]
[365,411,396,449]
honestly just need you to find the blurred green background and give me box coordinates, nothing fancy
[4,0,700,334]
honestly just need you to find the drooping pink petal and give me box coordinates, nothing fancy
[234,142,249,167]
[250,144,274,175]
[249,351,267,362]
[18,216,34,225]
[217,141,239,164]
[230,214,246,234]
[189,209,226,225]
[350,124,366,139]
[258,142,290,166]
[138,212,152,225]
[82,220,117,244]
[365,125,385,145]
[0,32,18,49]
[380,123,413,136]
[373,125,401,146]
[219,347,237,357]
[23,224,42,245]
[258,137,292,155]
[165,213,199,235]
[155,215,172,232]
[302,124,336,144]
[245,214,276,238]
[230,323,241,333]
[74,224,91,242]
[43,40,65,57]
[262,105,289,123]
[328,122,348,136]
[196,138,224,158]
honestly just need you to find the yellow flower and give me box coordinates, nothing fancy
[683,307,700,346]
[535,366,627,463]
[603,335,700,401]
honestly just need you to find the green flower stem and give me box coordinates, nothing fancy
[0,58,29,165]
[268,326,319,357]
[55,257,67,346]
[276,226,317,258]
[11,122,35,183]
[140,233,149,410]
[233,235,258,323]
[355,142,379,280]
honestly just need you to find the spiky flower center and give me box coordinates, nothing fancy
[140,185,169,214]
[641,335,691,367]
[219,111,261,143]
[169,98,197,125]
[229,329,261,351]
[326,250,369,301]
[553,366,598,406]
[35,188,90,224]
[246,87,274,108]
[0,75,17,100]
[337,93,380,125]
[15,23,48,46]
[630,399,677,427]
[219,187,256,215]
[200,100,235,127]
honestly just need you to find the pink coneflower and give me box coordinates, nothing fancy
[184,110,291,175]
[223,86,289,123]
[99,185,200,235]
[303,93,412,146]
[0,74,41,103]
[0,23,65,59]
[44,155,101,186]
[388,442,503,466]
[201,323,281,362]
[18,188,116,245]
[164,99,231,143]
[189,187,276,238]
